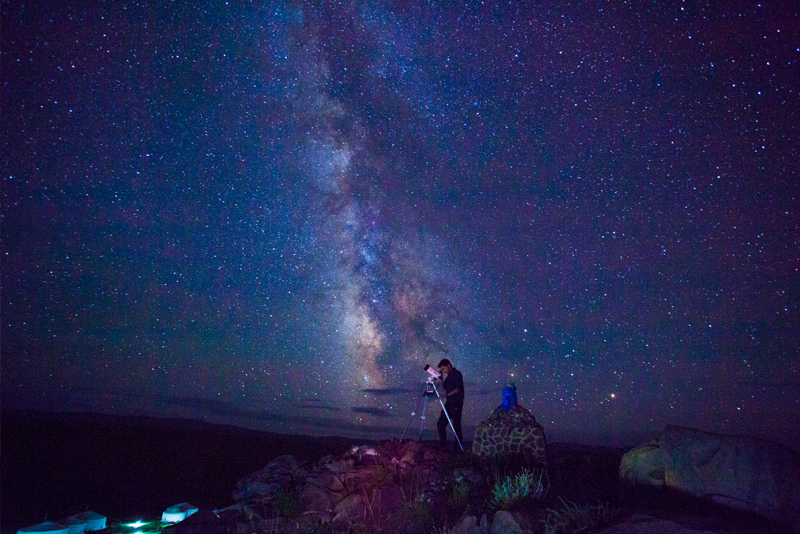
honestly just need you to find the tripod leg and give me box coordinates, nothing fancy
[401,391,426,441]
[418,394,428,441]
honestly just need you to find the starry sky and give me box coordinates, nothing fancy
[2,1,799,449]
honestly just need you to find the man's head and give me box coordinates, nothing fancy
[437,358,452,374]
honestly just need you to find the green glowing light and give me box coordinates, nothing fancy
[116,519,164,534]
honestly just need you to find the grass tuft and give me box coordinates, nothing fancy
[449,480,471,509]
[490,468,549,509]
[543,499,619,534]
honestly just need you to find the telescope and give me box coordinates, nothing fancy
[423,364,442,384]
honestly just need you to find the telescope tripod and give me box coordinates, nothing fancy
[401,381,464,451]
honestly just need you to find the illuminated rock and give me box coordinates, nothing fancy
[661,425,800,532]
[619,441,664,486]
[622,426,800,532]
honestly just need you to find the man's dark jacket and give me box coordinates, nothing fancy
[443,367,464,407]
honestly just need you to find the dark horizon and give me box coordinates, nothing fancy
[1,379,663,447]
[2,1,799,452]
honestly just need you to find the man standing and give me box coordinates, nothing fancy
[436,358,464,451]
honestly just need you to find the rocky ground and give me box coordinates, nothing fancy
[196,440,789,534]
[2,411,792,534]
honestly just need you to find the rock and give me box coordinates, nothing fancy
[306,469,345,492]
[252,481,273,495]
[161,510,225,534]
[333,493,365,523]
[452,515,480,534]
[339,468,380,492]
[660,425,800,532]
[480,513,490,534]
[622,426,800,532]
[619,441,665,486]
[234,480,282,501]
[234,454,311,507]
[215,506,242,526]
[237,455,306,491]
[300,483,335,514]
[490,510,522,534]
[323,458,355,474]
[353,444,379,458]
[399,440,425,465]
[509,511,537,532]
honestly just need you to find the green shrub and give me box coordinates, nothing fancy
[490,468,549,509]
[543,499,619,534]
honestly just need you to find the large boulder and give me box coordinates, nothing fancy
[619,440,664,486]
[620,425,800,532]
[662,425,800,531]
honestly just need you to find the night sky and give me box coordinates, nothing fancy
[2,1,799,449]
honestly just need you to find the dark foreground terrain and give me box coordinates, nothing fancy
[0,409,788,534]
[1,409,356,533]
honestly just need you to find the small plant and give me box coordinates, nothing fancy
[449,480,470,509]
[490,468,549,509]
[373,455,391,486]
[274,489,301,518]
[543,499,619,534]
[399,466,423,502]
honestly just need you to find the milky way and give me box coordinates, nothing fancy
[2,1,799,448]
